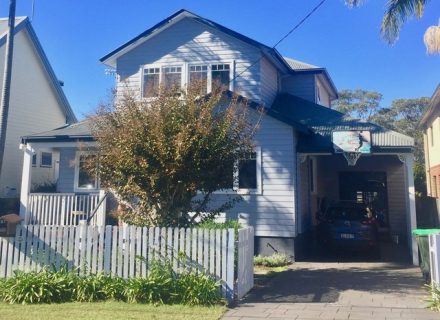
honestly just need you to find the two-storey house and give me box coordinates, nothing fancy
[18,10,418,263]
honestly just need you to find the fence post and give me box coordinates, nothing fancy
[429,234,440,287]
[226,228,235,302]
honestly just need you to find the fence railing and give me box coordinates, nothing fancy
[0,225,254,301]
[26,192,106,226]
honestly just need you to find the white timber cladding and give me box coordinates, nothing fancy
[281,73,316,103]
[115,17,270,104]
[259,57,279,107]
[209,110,297,238]
[0,28,67,197]
[315,76,331,107]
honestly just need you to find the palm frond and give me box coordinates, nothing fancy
[381,0,429,43]
[424,23,440,54]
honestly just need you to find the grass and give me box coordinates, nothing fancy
[0,301,227,320]
[254,265,289,276]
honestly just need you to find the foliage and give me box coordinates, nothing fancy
[414,162,427,196]
[332,89,382,121]
[31,181,57,193]
[425,283,440,312]
[0,302,227,320]
[90,84,258,227]
[0,268,76,304]
[0,262,223,306]
[345,0,439,54]
[254,253,291,267]
[197,219,241,231]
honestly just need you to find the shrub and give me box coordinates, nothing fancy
[75,274,115,302]
[177,272,223,306]
[197,219,241,231]
[1,268,76,304]
[254,253,291,267]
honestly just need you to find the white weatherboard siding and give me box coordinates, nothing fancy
[116,17,268,104]
[316,76,331,107]
[212,110,297,238]
[281,73,316,103]
[0,29,67,197]
[259,57,278,107]
[56,148,76,193]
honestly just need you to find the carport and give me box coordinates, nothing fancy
[271,95,417,264]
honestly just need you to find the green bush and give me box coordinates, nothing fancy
[254,253,291,267]
[0,261,223,306]
[1,268,76,304]
[197,219,241,231]
[177,272,223,306]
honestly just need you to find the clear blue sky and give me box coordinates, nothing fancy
[1,0,439,119]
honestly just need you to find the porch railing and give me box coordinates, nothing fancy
[25,192,106,226]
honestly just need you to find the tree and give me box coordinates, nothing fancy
[345,0,440,54]
[331,89,382,121]
[90,84,259,227]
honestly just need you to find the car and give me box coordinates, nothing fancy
[317,202,379,256]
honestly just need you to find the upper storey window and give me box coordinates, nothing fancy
[143,67,160,98]
[142,63,232,98]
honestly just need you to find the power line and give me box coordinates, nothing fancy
[230,0,328,85]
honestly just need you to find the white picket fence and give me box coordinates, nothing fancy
[0,225,254,301]
[25,192,106,226]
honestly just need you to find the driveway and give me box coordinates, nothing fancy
[224,247,439,319]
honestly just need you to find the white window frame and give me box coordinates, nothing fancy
[74,151,99,193]
[140,61,234,99]
[40,151,53,168]
[214,146,262,195]
[140,63,185,99]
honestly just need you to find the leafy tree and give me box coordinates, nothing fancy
[345,0,439,54]
[331,89,382,121]
[90,84,259,227]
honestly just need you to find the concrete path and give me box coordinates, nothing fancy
[224,262,439,320]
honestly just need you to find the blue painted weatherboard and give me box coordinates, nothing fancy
[281,73,316,103]
[115,17,271,105]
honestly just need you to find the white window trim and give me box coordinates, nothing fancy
[40,151,53,168]
[74,151,100,193]
[140,60,235,99]
[214,146,262,195]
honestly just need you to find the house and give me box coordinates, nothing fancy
[18,9,418,263]
[421,85,440,198]
[0,17,76,201]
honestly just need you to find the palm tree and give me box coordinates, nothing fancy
[346,0,439,54]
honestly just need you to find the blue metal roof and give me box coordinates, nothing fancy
[271,94,414,153]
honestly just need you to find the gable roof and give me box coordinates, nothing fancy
[420,84,440,128]
[0,17,77,123]
[100,9,291,73]
[271,94,414,153]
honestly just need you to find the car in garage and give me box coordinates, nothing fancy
[317,202,379,255]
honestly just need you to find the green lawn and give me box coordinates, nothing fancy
[0,301,227,320]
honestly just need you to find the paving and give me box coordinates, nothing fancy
[224,245,439,320]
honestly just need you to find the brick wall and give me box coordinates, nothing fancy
[429,164,440,198]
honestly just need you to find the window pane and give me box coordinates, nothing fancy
[238,152,257,189]
[143,68,160,97]
[78,155,97,189]
[217,159,234,190]
[163,66,182,91]
[32,154,37,166]
[211,64,230,89]
[189,65,208,94]
[41,152,52,167]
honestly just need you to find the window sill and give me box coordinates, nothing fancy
[212,188,261,195]
[40,165,52,168]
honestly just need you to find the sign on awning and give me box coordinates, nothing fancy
[332,130,371,154]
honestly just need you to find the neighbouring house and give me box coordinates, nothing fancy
[0,17,76,201]
[18,9,418,263]
[421,85,440,199]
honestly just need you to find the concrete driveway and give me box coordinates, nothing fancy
[224,246,439,319]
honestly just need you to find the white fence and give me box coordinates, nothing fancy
[429,234,440,286]
[26,192,106,226]
[0,225,254,301]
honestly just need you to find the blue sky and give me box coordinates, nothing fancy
[1,0,439,119]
